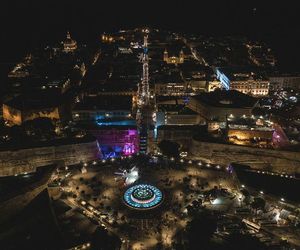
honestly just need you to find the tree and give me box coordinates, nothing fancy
[186,211,217,250]
[9,125,24,145]
[23,117,56,139]
[91,227,121,250]
[241,188,251,205]
[251,197,266,212]
[225,232,265,250]
[241,189,249,197]
[158,140,180,158]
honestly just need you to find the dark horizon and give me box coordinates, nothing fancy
[1,0,300,70]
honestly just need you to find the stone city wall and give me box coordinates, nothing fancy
[190,139,300,174]
[0,140,101,176]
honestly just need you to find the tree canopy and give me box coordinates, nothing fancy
[158,140,180,158]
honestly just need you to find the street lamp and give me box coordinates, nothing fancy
[259,191,264,195]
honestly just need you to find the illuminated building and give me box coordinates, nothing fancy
[187,90,257,121]
[230,75,269,96]
[228,128,274,147]
[216,68,270,96]
[72,95,133,123]
[154,82,187,96]
[63,31,77,53]
[215,68,230,90]
[156,125,200,150]
[208,80,222,92]
[163,49,184,64]
[154,71,187,96]
[84,125,139,158]
[3,93,63,125]
[8,54,32,78]
[269,74,300,91]
[72,95,137,157]
[156,104,205,126]
[101,34,114,43]
[207,120,226,131]
[118,47,133,54]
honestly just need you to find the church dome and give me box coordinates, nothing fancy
[63,31,77,52]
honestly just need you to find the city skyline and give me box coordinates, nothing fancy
[1,1,300,63]
[0,2,300,249]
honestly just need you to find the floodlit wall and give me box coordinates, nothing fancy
[0,140,101,176]
[190,139,300,174]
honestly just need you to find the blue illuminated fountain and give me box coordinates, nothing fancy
[123,184,163,209]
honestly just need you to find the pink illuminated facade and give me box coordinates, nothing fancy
[123,142,136,155]
[87,127,139,157]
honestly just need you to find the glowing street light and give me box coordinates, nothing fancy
[259,191,264,195]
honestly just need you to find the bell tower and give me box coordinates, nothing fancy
[163,49,168,62]
[179,49,184,63]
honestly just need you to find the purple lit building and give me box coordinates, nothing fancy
[88,126,139,157]
[72,95,138,157]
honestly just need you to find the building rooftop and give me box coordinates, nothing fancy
[154,71,184,84]
[76,122,137,130]
[4,91,62,110]
[156,96,185,105]
[74,95,132,111]
[158,104,198,115]
[157,125,202,131]
[217,67,269,81]
[192,90,257,108]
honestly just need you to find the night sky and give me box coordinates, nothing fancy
[1,0,300,68]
